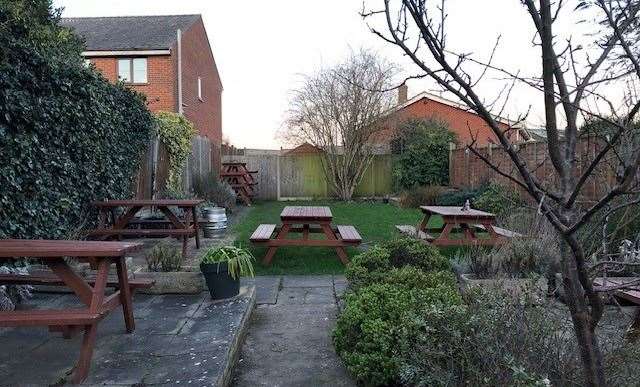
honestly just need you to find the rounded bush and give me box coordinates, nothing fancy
[333,282,462,386]
[382,238,451,272]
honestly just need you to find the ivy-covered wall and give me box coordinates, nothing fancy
[0,0,155,239]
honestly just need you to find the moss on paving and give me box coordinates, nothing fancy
[231,200,463,275]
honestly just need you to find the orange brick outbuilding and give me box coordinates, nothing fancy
[377,90,529,147]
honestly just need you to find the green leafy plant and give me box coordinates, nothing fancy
[200,246,255,279]
[192,172,237,209]
[0,0,154,240]
[436,186,486,206]
[145,242,184,272]
[333,282,462,386]
[392,118,457,189]
[474,182,524,217]
[346,238,450,291]
[155,111,197,192]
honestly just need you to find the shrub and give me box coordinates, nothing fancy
[397,185,447,208]
[399,289,583,386]
[436,186,485,206]
[0,1,154,239]
[192,172,237,209]
[392,118,457,189]
[145,242,183,272]
[333,282,462,386]
[474,182,524,217]
[345,246,392,290]
[155,111,197,192]
[345,239,450,291]
[381,238,450,272]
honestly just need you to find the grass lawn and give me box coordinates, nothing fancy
[230,200,462,275]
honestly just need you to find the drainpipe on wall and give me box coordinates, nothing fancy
[177,28,183,115]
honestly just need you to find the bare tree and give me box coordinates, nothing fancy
[363,0,640,385]
[285,49,396,200]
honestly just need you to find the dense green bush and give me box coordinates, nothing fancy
[436,186,485,206]
[392,118,456,189]
[382,238,450,272]
[0,0,154,239]
[155,111,197,191]
[345,239,450,291]
[474,182,524,216]
[333,283,462,385]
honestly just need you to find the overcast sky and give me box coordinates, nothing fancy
[54,0,592,149]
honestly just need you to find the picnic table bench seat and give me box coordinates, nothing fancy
[0,272,154,290]
[474,224,522,238]
[87,229,194,237]
[336,225,362,243]
[0,309,101,327]
[250,224,277,242]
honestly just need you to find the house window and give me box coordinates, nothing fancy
[117,58,147,84]
[197,77,203,101]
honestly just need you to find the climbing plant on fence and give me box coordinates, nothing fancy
[0,0,155,239]
[155,111,197,192]
[392,118,457,189]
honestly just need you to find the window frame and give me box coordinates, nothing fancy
[117,57,148,85]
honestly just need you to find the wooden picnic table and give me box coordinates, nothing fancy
[88,199,203,257]
[249,206,362,265]
[418,205,516,246]
[0,239,145,384]
[221,162,257,206]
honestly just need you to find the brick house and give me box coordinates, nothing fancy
[376,85,530,147]
[61,14,223,170]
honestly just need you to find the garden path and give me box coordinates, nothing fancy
[233,275,355,386]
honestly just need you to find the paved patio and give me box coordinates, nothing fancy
[0,287,255,386]
[233,275,354,386]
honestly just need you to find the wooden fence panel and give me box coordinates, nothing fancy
[222,151,393,200]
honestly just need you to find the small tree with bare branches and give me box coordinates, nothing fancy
[285,50,396,200]
[364,0,640,385]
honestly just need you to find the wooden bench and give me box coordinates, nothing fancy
[0,309,101,327]
[474,224,522,238]
[336,225,362,243]
[250,224,277,242]
[87,229,193,237]
[0,272,154,290]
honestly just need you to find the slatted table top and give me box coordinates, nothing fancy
[0,239,143,258]
[93,199,204,207]
[420,205,495,219]
[280,206,333,221]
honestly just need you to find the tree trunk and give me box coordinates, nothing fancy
[560,238,607,386]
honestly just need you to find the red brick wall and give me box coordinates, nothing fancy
[180,19,223,156]
[383,97,517,146]
[87,56,176,112]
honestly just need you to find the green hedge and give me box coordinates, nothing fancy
[335,238,461,385]
[0,1,154,239]
[392,118,456,189]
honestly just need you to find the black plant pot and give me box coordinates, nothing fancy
[200,262,240,300]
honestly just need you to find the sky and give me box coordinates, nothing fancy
[53,0,599,149]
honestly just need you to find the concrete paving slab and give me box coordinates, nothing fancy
[0,288,256,386]
[281,275,333,288]
[278,286,336,305]
[232,276,355,387]
[241,276,281,304]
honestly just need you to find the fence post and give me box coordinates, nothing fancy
[276,151,281,201]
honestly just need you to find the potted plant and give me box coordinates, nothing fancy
[134,242,205,294]
[200,246,255,299]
